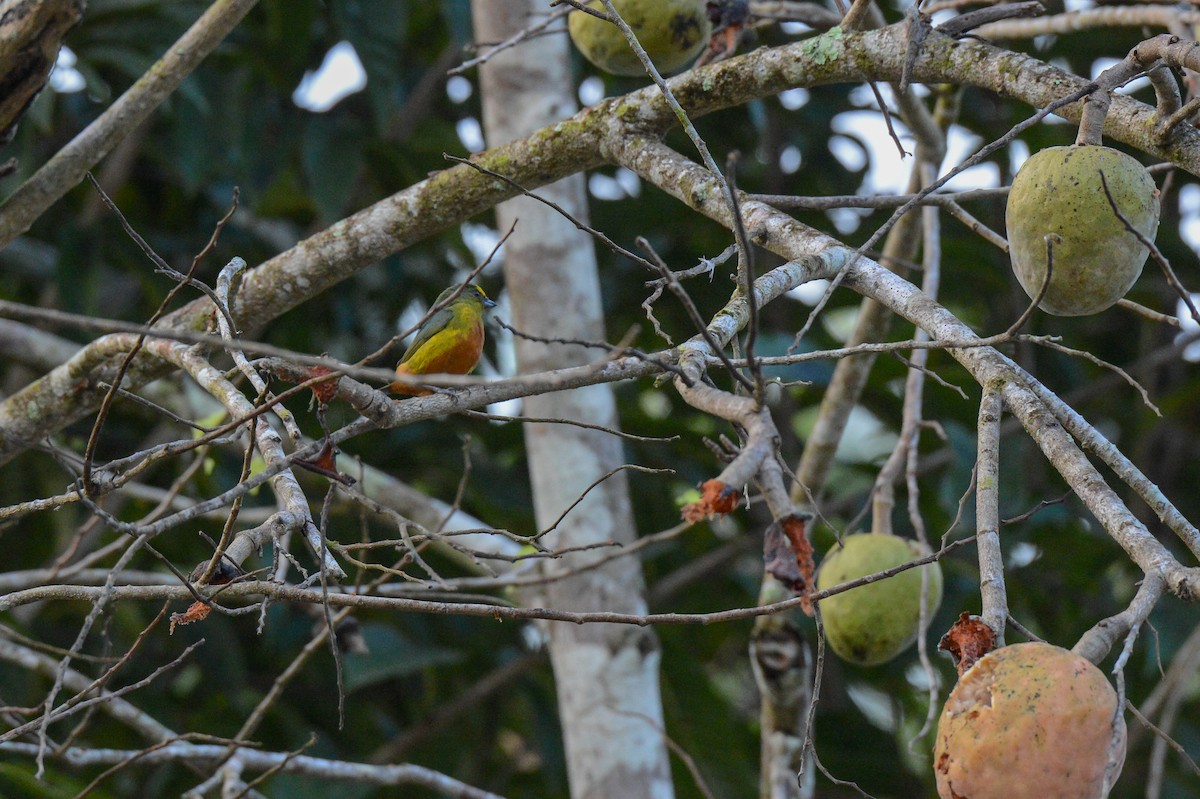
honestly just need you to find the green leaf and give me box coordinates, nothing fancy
[0,762,80,797]
[343,624,465,692]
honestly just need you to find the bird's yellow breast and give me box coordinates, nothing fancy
[403,311,485,375]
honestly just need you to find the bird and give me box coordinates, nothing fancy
[390,284,496,396]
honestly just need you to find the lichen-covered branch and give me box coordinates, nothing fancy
[844,263,1200,600]
[0,0,261,245]
[159,342,343,578]
[1073,573,1164,664]
[6,22,1200,465]
[0,0,83,144]
[0,741,505,798]
[610,137,1200,601]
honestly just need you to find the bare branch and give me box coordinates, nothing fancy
[0,0,261,246]
[0,741,506,797]
[975,382,1008,645]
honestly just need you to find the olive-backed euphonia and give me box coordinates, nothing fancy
[390,284,496,395]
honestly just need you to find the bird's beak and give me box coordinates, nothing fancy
[483,297,498,309]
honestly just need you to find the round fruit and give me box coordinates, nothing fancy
[1006,144,1160,316]
[567,0,711,77]
[934,642,1125,799]
[815,532,943,666]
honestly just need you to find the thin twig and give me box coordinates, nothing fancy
[975,382,1007,644]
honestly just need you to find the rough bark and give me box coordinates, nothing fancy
[5,24,1200,466]
[0,0,83,145]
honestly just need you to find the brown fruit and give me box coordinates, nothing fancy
[934,642,1125,799]
[567,0,711,77]
[1006,145,1159,316]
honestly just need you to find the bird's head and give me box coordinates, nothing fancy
[435,284,497,310]
[466,284,498,309]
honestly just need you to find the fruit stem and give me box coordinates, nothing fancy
[1074,91,1109,147]
[1076,55,1144,146]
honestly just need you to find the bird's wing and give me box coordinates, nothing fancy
[399,306,455,363]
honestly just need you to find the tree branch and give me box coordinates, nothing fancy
[6,22,1200,465]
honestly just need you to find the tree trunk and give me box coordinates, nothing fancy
[471,4,674,798]
[0,0,84,144]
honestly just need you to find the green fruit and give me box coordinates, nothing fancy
[567,0,711,77]
[934,642,1125,799]
[816,532,943,666]
[1006,145,1160,316]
